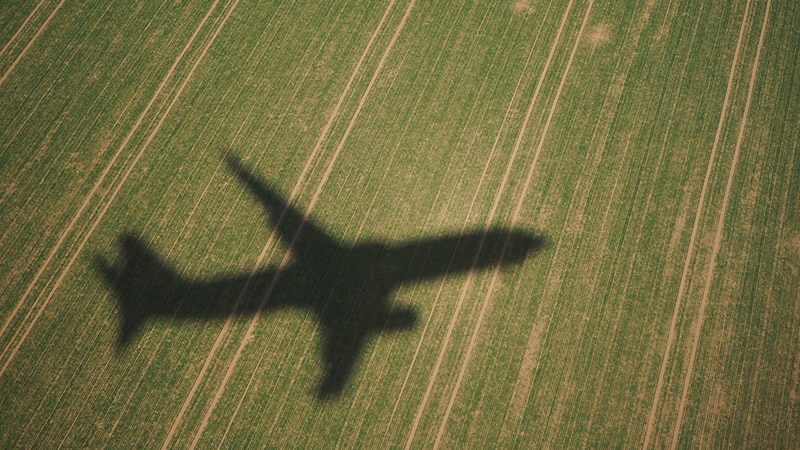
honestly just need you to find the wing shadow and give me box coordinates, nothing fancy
[95,153,545,399]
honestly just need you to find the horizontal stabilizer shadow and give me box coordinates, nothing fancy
[96,153,545,399]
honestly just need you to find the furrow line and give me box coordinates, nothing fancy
[0,0,65,87]
[384,2,538,434]
[0,0,118,346]
[339,3,477,444]
[670,1,771,447]
[193,1,417,444]
[55,3,297,441]
[162,1,411,446]
[213,7,364,446]
[98,32,287,435]
[764,119,800,443]
[0,0,163,154]
[404,0,578,447]
[0,0,121,262]
[641,0,754,445]
[0,0,228,377]
[216,4,361,439]
[0,0,48,60]
[435,1,594,446]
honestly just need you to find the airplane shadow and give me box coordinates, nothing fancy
[94,153,545,399]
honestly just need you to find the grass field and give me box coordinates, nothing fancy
[1,0,799,447]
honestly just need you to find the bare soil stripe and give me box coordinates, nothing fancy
[580,10,701,437]
[742,129,798,446]
[283,3,493,439]
[384,5,536,434]
[501,0,660,444]
[403,1,579,447]
[337,3,476,442]
[670,2,771,447]
[0,0,120,341]
[73,9,299,434]
[189,2,417,444]
[0,0,227,376]
[434,1,594,446]
[159,1,409,446]
[0,0,49,60]
[202,14,353,442]
[206,16,361,447]
[641,0,754,446]
[0,0,66,87]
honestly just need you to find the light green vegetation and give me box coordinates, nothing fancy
[1,0,798,447]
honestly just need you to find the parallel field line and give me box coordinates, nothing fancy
[0,0,120,336]
[435,1,594,446]
[299,2,504,439]
[723,33,790,446]
[268,18,428,440]
[0,0,177,152]
[336,3,477,444]
[100,2,304,441]
[0,0,66,86]
[383,1,532,440]
[216,7,368,444]
[384,2,543,435]
[499,0,662,441]
[0,0,172,231]
[403,0,577,447]
[30,288,111,446]
[641,0,754,445]
[159,1,409,446]
[341,3,508,441]
[556,1,675,445]
[332,149,405,450]
[670,1,771,447]
[0,0,228,377]
[742,125,799,446]
[779,129,800,443]
[189,1,418,445]
[0,0,48,60]
[580,6,704,439]
[577,137,644,447]
[57,325,118,448]
[764,125,800,441]
[153,0,373,444]
[737,154,780,446]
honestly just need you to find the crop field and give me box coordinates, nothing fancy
[1,0,799,447]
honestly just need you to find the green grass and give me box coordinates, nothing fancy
[1,0,798,447]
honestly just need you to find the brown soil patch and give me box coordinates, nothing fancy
[512,0,535,15]
[586,23,611,48]
[786,234,800,271]
[789,234,800,254]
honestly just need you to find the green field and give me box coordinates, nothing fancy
[1,0,799,447]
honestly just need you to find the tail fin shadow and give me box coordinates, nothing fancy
[94,234,177,350]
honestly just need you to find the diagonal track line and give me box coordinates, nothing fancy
[641,0,754,446]
[434,1,594,446]
[95,2,307,441]
[0,0,228,378]
[0,0,49,60]
[188,2,418,445]
[158,1,413,446]
[670,1,771,447]
[502,0,660,444]
[0,0,66,87]
[384,8,532,435]
[404,0,580,447]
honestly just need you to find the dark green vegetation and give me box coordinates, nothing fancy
[1,0,798,447]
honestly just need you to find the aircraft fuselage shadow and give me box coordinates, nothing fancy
[95,154,545,399]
